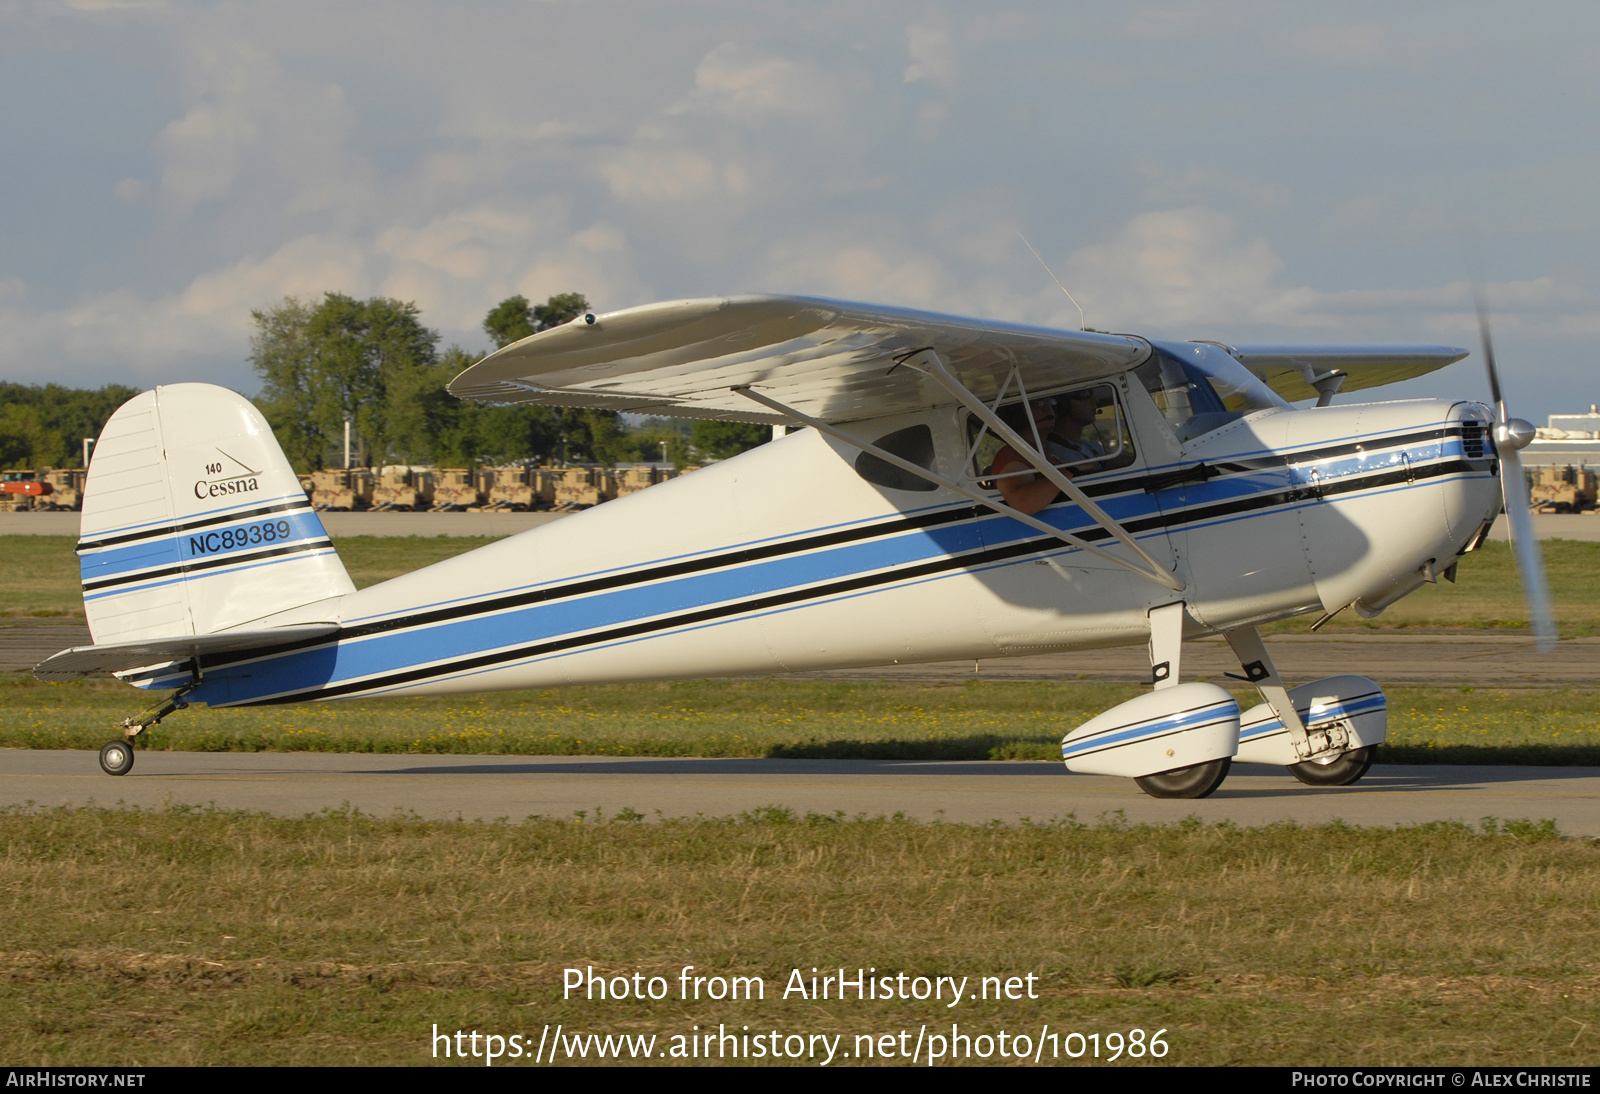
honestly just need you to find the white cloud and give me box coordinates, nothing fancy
[1058,206,1596,344]
[600,149,746,202]
[1065,206,1290,330]
[178,236,374,325]
[758,235,954,308]
[903,15,956,84]
[689,43,847,120]
[155,29,373,219]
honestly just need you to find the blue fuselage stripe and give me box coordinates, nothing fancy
[174,426,1482,705]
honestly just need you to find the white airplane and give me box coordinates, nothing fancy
[38,295,1553,798]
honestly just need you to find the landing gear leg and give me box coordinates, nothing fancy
[100,677,196,777]
[1224,626,1369,785]
[1134,602,1235,800]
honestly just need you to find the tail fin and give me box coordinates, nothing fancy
[77,383,355,644]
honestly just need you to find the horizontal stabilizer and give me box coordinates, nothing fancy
[34,624,338,681]
[1229,344,1469,402]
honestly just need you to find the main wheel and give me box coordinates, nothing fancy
[1288,745,1373,787]
[1134,757,1230,799]
[99,739,135,777]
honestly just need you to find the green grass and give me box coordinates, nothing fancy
[1283,539,1600,638]
[6,535,1599,635]
[3,675,1596,765]
[2,805,1595,1066]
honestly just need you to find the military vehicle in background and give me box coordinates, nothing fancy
[478,465,559,510]
[613,463,678,498]
[309,468,374,511]
[39,469,84,510]
[552,465,616,509]
[430,468,483,511]
[1528,464,1598,513]
[371,467,434,511]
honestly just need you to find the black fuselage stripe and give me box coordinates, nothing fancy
[195,429,1479,683]
[238,534,1047,704]
[81,539,335,592]
[227,456,1484,705]
[206,431,1476,665]
[78,500,313,553]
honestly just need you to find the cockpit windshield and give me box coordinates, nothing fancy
[1135,342,1290,443]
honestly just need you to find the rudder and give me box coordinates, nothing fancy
[77,384,354,644]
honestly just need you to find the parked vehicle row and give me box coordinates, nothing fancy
[297,463,695,512]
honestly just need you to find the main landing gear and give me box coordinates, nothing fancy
[1060,606,1383,800]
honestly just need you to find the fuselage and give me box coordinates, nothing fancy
[166,373,1501,708]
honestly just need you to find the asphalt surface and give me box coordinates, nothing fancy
[2,750,1594,832]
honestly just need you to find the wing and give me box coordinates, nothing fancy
[447,294,1151,425]
[1229,343,1469,402]
[34,624,339,680]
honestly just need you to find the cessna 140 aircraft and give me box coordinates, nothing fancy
[38,294,1553,798]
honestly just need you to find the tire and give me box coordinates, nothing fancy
[1134,757,1230,799]
[99,739,135,777]
[1288,745,1374,787]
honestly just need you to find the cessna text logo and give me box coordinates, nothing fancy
[194,451,262,499]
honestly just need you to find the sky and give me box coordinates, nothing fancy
[3,0,1598,423]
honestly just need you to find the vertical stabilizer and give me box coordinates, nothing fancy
[77,384,355,644]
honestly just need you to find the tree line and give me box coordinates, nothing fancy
[0,291,770,472]
[0,382,141,469]
[251,290,768,472]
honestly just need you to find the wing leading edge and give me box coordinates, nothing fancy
[447,295,1152,425]
[447,294,1471,422]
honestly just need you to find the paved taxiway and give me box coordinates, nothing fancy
[5,750,1596,834]
[5,510,1593,831]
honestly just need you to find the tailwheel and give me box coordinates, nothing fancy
[1288,745,1374,787]
[99,739,135,777]
[1134,757,1231,799]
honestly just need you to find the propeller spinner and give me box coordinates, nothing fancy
[1475,296,1558,651]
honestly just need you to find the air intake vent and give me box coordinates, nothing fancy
[1460,420,1487,459]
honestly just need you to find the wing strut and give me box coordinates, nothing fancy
[733,386,1184,592]
[895,348,1183,591]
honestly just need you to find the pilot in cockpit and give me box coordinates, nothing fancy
[989,397,1068,514]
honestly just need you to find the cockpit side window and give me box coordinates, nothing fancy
[965,382,1136,484]
[1135,344,1289,443]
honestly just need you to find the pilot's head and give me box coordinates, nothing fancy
[998,398,1056,435]
[1061,389,1098,426]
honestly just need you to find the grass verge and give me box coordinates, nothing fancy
[2,805,1594,1066]
[3,676,1597,765]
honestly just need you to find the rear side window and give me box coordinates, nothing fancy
[854,424,938,491]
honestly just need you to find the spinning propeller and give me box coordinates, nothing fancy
[1475,295,1558,651]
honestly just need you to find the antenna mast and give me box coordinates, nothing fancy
[1017,230,1085,331]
